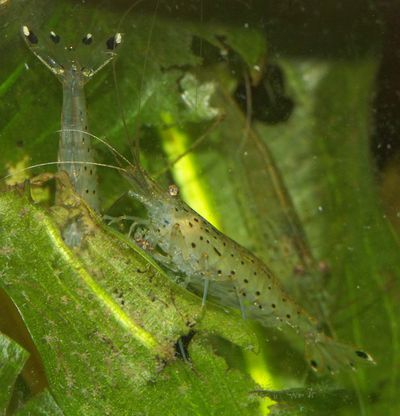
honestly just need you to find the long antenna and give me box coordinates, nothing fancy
[117,0,146,33]
[111,0,160,168]
[131,0,160,163]
[57,129,134,168]
[2,161,127,184]
[111,60,137,166]
[154,115,223,178]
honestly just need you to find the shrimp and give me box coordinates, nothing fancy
[21,25,122,246]
[116,160,375,374]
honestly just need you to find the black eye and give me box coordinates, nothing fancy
[106,33,122,50]
[355,350,369,360]
[22,26,38,44]
[49,31,60,44]
[82,33,93,45]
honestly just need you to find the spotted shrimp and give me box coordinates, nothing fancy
[103,154,375,374]
[21,25,122,246]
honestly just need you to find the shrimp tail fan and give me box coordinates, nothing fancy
[305,333,375,374]
[21,25,122,83]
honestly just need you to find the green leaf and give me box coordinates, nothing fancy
[0,332,62,415]
[0,185,259,415]
[16,390,63,416]
[0,332,29,413]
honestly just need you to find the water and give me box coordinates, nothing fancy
[0,1,399,415]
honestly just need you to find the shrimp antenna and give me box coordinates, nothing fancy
[239,68,253,151]
[111,59,140,167]
[117,0,146,33]
[154,114,224,178]
[111,0,160,168]
[131,0,160,162]
[2,161,127,184]
[57,129,134,168]
[111,0,148,167]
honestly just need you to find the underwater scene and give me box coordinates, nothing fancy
[1,0,400,415]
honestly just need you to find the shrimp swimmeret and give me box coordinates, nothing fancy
[105,156,375,375]
[21,25,122,246]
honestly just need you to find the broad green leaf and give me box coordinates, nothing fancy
[0,184,259,415]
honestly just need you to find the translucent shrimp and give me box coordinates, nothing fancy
[21,25,122,246]
[116,160,375,375]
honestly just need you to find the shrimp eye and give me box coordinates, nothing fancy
[50,31,60,44]
[355,350,369,360]
[22,26,38,44]
[106,32,122,50]
[82,33,93,45]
